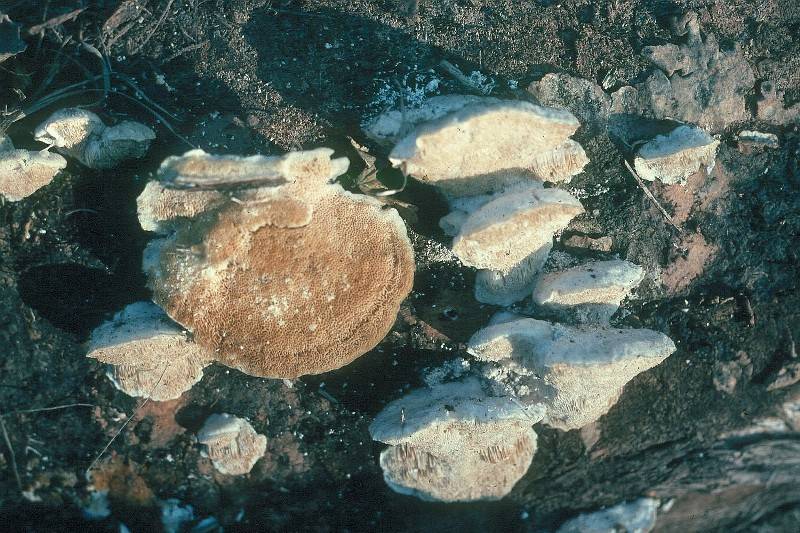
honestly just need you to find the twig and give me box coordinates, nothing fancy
[438,60,488,94]
[81,42,112,99]
[86,365,169,475]
[131,0,174,55]
[0,417,22,492]
[4,403,95,416]
[27,7,87,35]
[163,42,206,64]
[624,160,681,232]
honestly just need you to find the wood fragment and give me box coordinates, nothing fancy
[0,417,21,492]
[438,60,490,94]
[163,42,206,63]
[624,160,682,232]
[27,7,86,35]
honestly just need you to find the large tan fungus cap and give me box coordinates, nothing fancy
[389,99,584,198]
[633,125,719,185]
[468,318,676,430]
[34,108,154,169]
[197,413,267,475]
[143,150,414,378]
[137,181,227,233]
[452,186,584,272]
[87,302,213,401]
[0,137,67,201]
[370,379,540,502]
[532,259,645,323]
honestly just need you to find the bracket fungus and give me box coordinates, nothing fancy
[140,148,414,378]
[633,125,719,185]
[0,135,67,201]
[468,317,675,430]
[387,97,588,198]
[87,302,213,401]
[532,259,645,324]
[452,186,584,272]
[369,378,540,502]
[197,414,267,475]
[34,108,155,169]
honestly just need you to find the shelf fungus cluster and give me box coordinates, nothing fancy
[368,95,587,306]
[136,147,414,381]
[369,379,541,502]
[366,95,677,502]
[34,108,155,169]
[0,134,67,201]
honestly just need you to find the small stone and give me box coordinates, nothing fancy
[736,130,779,151]
[634,125,719,185]
[563,234,613,252]
[712,352,752,395]
[557,498,659,533]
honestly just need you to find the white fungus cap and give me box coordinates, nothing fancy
[197,413,267,475]
[468,318,676,430]
[633,125,719,185]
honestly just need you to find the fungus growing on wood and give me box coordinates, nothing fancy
[468,318,675,430]
[633,125,719,185]
[141,149,415,378]
[369,378,540,502]
[387,98,587,198]
[451,186,584,272]
[87,302,213,401]
[0,135,67,201]
[532,259,645,323]
[34,108,155,169]
[474,244,553,307]
[196,413,267,475]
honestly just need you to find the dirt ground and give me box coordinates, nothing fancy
[1,1,799,531]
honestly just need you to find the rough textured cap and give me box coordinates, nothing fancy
[34,108,155,169]
[370,378,540,502]
[452,186,584,272]
[634,125,719,185]
[389,99,584,198]
[197,413,267,475]
[468,318,676,430]
[143,150,415,379]
[532,259,645,323]
[0,136,67,201]
[87,302,213,401]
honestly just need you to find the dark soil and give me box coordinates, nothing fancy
[1,1,799,532]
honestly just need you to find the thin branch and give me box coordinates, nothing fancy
[0,417,22,492]
[27,7,87,35]
[86,365,169,475]
[624,160,682,232]
[438,60,490,94]
[4,403,95,416]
